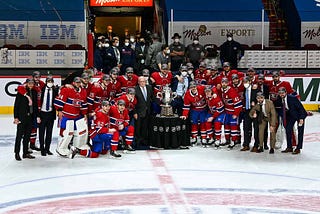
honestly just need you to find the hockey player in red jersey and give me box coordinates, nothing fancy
[194,61,209,85]
[220,77,243,149]
[266,71,294,102]
[107,68,122,101]
[181,81,207,146]
[204,86,226,148]
[87,74,111,114]
[54,77,89,158]
[17,71,45,151]
[77,100,121,158]
[246,67,258,85]
[116,88,137,124]
[118,67,139,95]
[207,65,222,89]
[109,99,135,153]
[150,63,173,114]
[219,62,243,82]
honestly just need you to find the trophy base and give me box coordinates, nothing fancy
[160,105,175,117]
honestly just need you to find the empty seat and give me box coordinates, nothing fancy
[18,44,34,49]
[51,44,67,50]
[251,44,265,50]
[241,44,250,50]
[35,44,50,50]
[3,44,17,49]
[303,44,319,50]
[67,44,84,50]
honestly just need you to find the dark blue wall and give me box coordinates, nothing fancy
[293,0,320,21]
[165,0,268,21]
[0,0,84,21]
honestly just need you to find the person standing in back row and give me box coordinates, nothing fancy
[220,33,244,69]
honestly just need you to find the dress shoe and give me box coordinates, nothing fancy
[240,146,250,151]
[256,147,264,153]
[269,148,275,154]
[292,149,301,155]
[30,144,41,151]
[41,151,46,156]
[47,150,53,155]
[15,153,22,161]
[264,145,269,150]
[281,148,293,153]
[250,147,258,152]
[22,154,35,159]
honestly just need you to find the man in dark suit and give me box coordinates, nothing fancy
[104,38,120,73]
[275,87,307,154]
[134,37,149,75]
[13,78,39,161]
[38,76,59,156]
[240,76,260,152]
[133,76,154,148]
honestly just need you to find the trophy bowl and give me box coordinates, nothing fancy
[157,85,177,117]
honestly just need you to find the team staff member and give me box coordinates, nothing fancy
[38,76,58,156]
[219,33,243,68]
[275,87,307,155]
[169,33,185,72]
[13,78,39,161]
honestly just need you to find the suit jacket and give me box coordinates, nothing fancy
[134,85,153,118]
[249,99,278,126]
[40,86,59,120]
[274,94,307,121]
[243,87,259,110]
[258,84,270,99]
[14,87,39,122]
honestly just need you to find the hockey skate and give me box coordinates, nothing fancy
[110,150,122,159]
[123,144,136,154]
[214,140,220,150]
[69,146,79,159]
[227,141,235,150]
[202,138,208,148]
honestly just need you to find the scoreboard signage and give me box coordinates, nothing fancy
[90,0,153,7]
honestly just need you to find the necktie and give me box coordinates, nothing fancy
[282,98,287,127]
[142,87,147,101]
[46,88,50,111]
[258,104,263,124]
[245,89,250,110]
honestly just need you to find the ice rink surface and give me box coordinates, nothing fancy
[0,113,319,214]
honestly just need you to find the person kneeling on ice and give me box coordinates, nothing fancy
[75,100,121,158]
[109,99,135,153]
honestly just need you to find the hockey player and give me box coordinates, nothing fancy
[219,62,243,82]
[266,71,294,102]
[194,61,209,85]
[180,81,207,146]
[109,99,135,153]
[118,67,139,95]
[78,100,121,158]
[150,63,173,114]
[107,68,122,101]
[204,86,225,148]
[220,77,243,149]
[17,71,45,151]
[54,77,89,158]
[116,88,137,124]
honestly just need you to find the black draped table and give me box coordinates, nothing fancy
[149,115,190,149]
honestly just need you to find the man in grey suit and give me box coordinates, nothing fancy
[145,33,162,72]
[250,92,278,154]
[133,76,154,148]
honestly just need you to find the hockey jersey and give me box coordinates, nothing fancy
[109,105,130,130]
[221,86,242,116]
[182,85,207,117]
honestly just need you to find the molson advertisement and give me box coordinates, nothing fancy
[90,0,153,7]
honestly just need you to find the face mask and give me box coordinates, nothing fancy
[227,37,233,41]
[187,70,193,75]
[98,44,102,48]
[47,82,53,88]
[166,49,170,54]
[104,43,109,48]
[124,42,129,46]
[174,38,180,43]
[130,38,135,43]
[181,71,188,77]
[140,42,145,46]
[115,42,119,47]
[193,40,199,44]
[243,83,250,88]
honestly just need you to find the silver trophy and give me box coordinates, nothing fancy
[157,85,177,117]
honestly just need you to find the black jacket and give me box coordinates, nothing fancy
[40,86,59,120]
[14,87,39,122]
